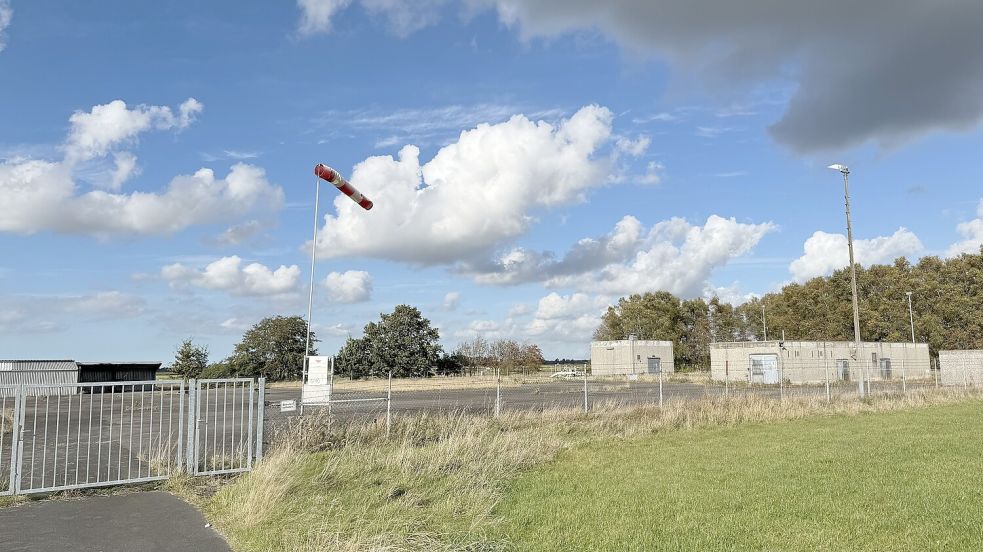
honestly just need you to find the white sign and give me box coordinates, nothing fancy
[307,355,331,385]
[279,400,297,413]
[628,373,639,381]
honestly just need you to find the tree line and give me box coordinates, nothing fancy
[171,305,547,381]
[594,249,983,369]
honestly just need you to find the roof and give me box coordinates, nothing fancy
[711,341,929,349]
[0,360,78,372]
[76,362,162,369]
[591,340,673,347]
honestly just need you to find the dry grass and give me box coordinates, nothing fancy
[199,387,983,552]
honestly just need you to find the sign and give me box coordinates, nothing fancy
[279,400,297,413]
[628,373,639,381]
[307,355,331,385]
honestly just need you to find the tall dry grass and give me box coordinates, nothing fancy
[203,388,983,552]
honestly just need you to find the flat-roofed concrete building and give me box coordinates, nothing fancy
[591,340,674,376]
[710,341,931,384]
[939,350,983,386]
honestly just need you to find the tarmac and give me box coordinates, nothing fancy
[0,491,230,552]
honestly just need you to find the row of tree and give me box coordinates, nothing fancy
[454,336,545,376]
[594,250,983,369]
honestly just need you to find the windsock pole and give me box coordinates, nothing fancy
[304,164,374,391]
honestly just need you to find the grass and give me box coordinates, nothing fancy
[192,388,983,551]
[497,401,983,551]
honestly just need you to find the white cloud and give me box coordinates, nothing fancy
[109,152,140,189]
[946,199,983,257]
[0,0,11,53]
[297,0,352,34]
[321,270,373,303]
[443,291,460,310]
[0,291,146,333]
[789,228,924,282]
[525,292,608,342]
[162,256,301,296]
[615,135,650,156]
[467,214,773,297]
[214,220,265,246]
[313,105,615,263]
[65,98,202,162]
[0,98,279,237]
[0,161,283,236]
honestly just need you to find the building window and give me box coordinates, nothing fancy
[637,355,641,361]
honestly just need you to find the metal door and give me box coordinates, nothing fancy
[646,357,661,374]
[750,354,779,384]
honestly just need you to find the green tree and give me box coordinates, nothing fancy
[228,315,314,381]
[339,305,443,378]
[170,338,209,379]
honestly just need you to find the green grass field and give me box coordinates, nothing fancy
[192,392,983,551]
[497,401,983,551]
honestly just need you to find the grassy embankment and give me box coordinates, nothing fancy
[191,389,983,551]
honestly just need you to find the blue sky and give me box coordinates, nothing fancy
[2,1,982,362]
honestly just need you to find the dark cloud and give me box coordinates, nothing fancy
[486,0,983,152]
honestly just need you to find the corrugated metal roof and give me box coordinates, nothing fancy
[0,360,78,371]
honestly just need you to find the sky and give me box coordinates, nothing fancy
[1,1,982,362]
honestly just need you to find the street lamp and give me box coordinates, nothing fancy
[828,163,866,397]
[906,291,915,343]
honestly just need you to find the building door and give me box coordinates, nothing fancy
[647,357,661,374]
[879,358,892,379]
[836,359,850,381]
[750,354,779,384]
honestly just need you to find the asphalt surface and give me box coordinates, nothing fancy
[0,491,230,552]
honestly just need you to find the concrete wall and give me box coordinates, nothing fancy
[710,341,931,384]
[939,350,983,386]
[591,340,674,376]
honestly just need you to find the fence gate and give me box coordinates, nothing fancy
[189,378,265,476]
[0,377,265,496]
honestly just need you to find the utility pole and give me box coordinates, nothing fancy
[829,164,865,397]
[906,291,915,343]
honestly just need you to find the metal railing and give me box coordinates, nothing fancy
[0,377,265,496]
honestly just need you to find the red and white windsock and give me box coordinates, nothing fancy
[314,164,374,210]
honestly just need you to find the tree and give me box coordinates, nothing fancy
[337,305,443,378]
[228,316,314,381]
[170,338,208,379]
[455,336,489,376]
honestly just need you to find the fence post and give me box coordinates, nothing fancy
[10,385,24,494]
[901,360,907,395]
[386,371,392,438]
[824,354,831,403]
[256,378,266,463]
[177,379,185,472]
[495,367,501,418]
[725,360,729,397]
[659,366,664,407]
[185,379,197,473]
[582,368,588,413]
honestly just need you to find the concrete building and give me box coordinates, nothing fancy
[590,340,674,376]
[939,350,983,386]
[710,341,931,384]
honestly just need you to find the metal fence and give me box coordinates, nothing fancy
[0,377,264,496]
[259,358,965,438]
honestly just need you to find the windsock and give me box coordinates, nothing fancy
[314,164,374,210]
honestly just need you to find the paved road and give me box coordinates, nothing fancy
[0,491,230,552]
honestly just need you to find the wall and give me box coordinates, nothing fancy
[939,350,983,386]
[591,340,675,376]
[710,341,931,384]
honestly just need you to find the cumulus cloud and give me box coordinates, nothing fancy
[460,215,644,285]
[321,270,373,303]
[312,105,614,263]
[0,161,283,236]
[0,98,281,237]
[65,98,202,162]
[443,291,460,310]
[162,256,301,296]
[789,228,924,282]
[467,214,773,297]
[482,1,983,151]
[525,292,608,342]
[297,0,352,34]
[946,199,983,257]
[0,1,11,53]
